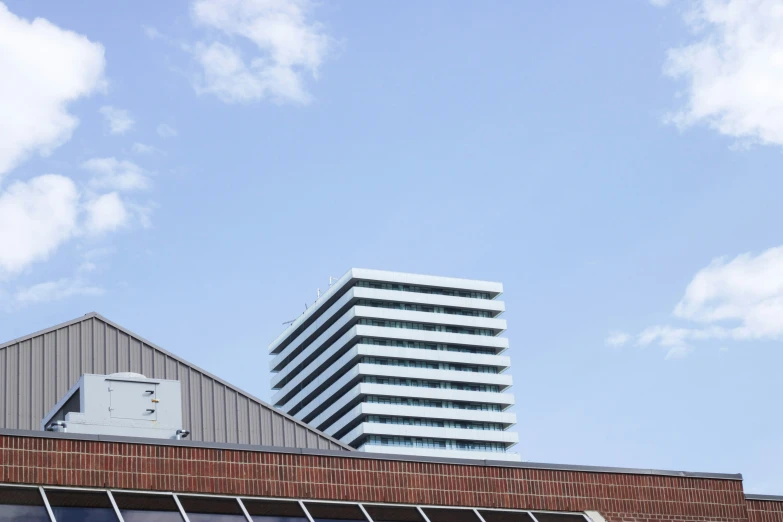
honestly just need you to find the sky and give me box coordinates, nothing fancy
[1,0,782,494]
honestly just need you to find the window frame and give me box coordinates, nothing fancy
[0,483,593,522]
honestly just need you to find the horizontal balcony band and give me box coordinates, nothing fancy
[272,326,360,398]
[358,444,521,462]
[273,343,510,407]
[352,306,507,334]
[289,364,513,420]
[352,287,505,314]
[272,317,508,376]
[326,403,517,438]
[307,384,514,432]
[341,423,519,447]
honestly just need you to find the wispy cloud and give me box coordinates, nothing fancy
[99,105,134,134]
[14,277,103,304]
[156,123,178,138]
[143,25,162,40]
[612,246,783,358]
[188,0,332,104]
[131,142,156,154]
[662,0,783,148]
[605,331,631,348]
[82,157,151,191]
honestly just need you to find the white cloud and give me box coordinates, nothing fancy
[0,4,153,307]
[618,246,783,358]
[650,0,672,6]
[0,175,80,275]
[131,142,156,154]
[82,157,151,191]
[156,123,178,138]
[0,172,150,277]
[84,192,129,234]
[605,331,631,348]
[673,247,783,339]
[14,277,103,304]
[189,0,331,104]
[0,3,105,177]
[663,0,783,148]
[99,105,134,134]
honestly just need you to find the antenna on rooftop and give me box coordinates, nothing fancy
[317,288,321,299]
[329,276,338,287]
[282,319,296,326]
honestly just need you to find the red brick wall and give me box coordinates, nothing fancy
[0,434,749,522]
[747,500,783,522]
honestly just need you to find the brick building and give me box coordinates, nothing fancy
[0,314,781,521]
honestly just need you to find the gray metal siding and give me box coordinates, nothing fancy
[0,314,347,450]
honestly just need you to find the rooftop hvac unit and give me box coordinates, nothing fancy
[41,373,190,440]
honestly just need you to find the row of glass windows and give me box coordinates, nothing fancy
[357,319,494,336]
[363,376,501,393]
[360,435,507,452]
[356,281,492,300]
[360,357,499,374]
[356,300,493,318]
[366,396,503,412]
[359,338,496,355]
[366,415,504,431]
[0,485,587,522]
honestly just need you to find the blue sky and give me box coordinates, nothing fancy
[1,0,782,494]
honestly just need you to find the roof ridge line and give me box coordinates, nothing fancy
[0,312,99,350]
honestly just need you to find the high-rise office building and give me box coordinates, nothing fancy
[269,269,519,461]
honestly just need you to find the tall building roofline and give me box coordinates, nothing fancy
[269,268,504,353]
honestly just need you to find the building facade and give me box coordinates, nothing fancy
[0,428,782,522]
[269,269,519,461]
[0,314,782,522]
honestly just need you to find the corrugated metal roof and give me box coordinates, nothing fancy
[0,312,350,451]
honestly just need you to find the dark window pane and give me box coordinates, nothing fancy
[243,499,309,522]
[179,496,247,522]
[479,511,535,522]
[305,503,367,522]
[423,509,479,522]
[0,486,49,522]
[113,492,183,522]
[531,515,585,522]
[364,505,424,522]
[45,490,118,522]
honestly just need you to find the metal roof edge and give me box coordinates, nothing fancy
[746,494,783,502]
[0,312,100,350]
[0,428,742,481]
[0,312,353,452]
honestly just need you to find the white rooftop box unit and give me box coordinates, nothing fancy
[41,373,190,440]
